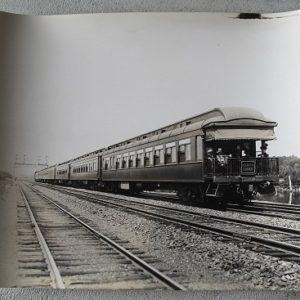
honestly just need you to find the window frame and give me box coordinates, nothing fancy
[178,138,191,163]
[165,142,177,164]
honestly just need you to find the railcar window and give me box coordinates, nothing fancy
[178,139,191,162]
[121,155,128,168]
[129,155,135,168]
[104,158,109,170]
[165,146,176,164]
[116,157,120,169]
[154,150,160,165]
[136,153,143,167]
[144,151,152,166]
[178,144,191,162]
[154,149,164,165]
[178,145,186,162]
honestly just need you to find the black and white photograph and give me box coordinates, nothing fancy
[1,3,300,296]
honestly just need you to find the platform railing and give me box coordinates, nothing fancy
[205,157,279,177]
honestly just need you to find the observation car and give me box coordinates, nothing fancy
[34,107,279,206]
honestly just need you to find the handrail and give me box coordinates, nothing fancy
[205,157,279,177]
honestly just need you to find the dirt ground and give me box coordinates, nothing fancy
[0,178,17,287]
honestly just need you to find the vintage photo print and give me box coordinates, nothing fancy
[1,10,300,292]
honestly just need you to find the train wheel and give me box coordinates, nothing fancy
[178,189,192,203]
[216,198,227,210]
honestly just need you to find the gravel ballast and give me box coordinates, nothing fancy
[34,184,300,290]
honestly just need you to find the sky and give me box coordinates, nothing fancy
[1,11,300,173]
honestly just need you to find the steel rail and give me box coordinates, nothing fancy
[240,205,300,214]
[19,185,65,289]
[141,191,300,221]
[39,183,300,236]
[142,191,300,215]
[142,191,300,216]
[35,182,300,219]
[26,184,186,291]
[34,183,300,259]
[141,190,300,220]
[228,207,300,221]
[252,200,300,209]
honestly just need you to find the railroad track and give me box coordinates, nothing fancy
[18,183,186,290]
[17,190,53,287]
[31,183,300,264]
[228,203,300,221]
[33,183,300,220]
[142,191,300,221]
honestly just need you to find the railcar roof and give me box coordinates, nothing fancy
[202,107,277,128]
[107,107,277,147]
[39,107,277,170]
[214,107,271,122]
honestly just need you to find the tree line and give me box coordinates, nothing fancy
[279,156,300,184]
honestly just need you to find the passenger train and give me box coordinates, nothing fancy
[34,107,279,206]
